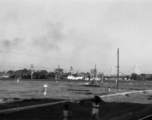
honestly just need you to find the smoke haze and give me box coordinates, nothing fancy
[0,0,152,74]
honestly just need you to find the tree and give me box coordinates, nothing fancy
[33,70,48,79]
[126,75,130,80]
[7,70,15,74]
[47,72,55,78]
[131,73,137,80]
[10,74,17,79]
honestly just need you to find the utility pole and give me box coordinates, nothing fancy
[70,66,73,76]
[117,48,119,93]
[57,65,59,81]
[95,64,96,78]
[31,64,33,79]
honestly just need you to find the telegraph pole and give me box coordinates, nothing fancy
[31,64,33,79]
[70,66,73,76]
[95,64,96,78]
[117,48,119,93]
[57,65,59,80]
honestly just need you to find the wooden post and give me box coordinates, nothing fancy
[31,64,33,79]
[57,65,59,80]
[117,48,119,93]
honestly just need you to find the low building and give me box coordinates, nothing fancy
[141,74,152,80]
[1,73,11,78]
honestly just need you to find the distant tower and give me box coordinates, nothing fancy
[134,65,141,74]
[95,65,97,78]
[111,66,117,75]
[70,66,73,75]
[31,64,33,79]
[90,65,97,78]
[57,65,59,80]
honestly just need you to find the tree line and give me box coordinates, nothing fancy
[3,69,63,79]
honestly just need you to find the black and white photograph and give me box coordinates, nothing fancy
[0,0,152,120]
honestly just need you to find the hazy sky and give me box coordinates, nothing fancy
[0,0,152,74]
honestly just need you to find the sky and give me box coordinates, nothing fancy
[0,0,152,74]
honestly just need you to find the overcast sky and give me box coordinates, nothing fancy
[0,0,152,74]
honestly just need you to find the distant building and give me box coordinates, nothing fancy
[1,73,11,78]
[54,68,64,80]
[141,74,152,80]
[91,69,97,77]
[54,68,63,74]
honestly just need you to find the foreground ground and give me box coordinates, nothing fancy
[0,80,152,120]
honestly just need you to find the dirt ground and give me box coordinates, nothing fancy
[0,80,152,120]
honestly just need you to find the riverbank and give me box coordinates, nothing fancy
[0,91,152,120]
[0,80,152,119]
[0,95,151,120]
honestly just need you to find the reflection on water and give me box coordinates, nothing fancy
[0,80,111,101]
[0,80,54,99]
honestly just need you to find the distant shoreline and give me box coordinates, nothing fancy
[0,78,62,81]
[0,78,88,82]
